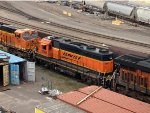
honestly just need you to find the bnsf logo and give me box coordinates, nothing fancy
[62,52,81,60]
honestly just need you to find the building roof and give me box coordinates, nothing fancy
[0,50,26,64]
[57,85,150,113]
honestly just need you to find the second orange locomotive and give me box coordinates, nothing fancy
[37,36,113,84]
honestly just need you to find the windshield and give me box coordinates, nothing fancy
[31,31,38,38]
[21,30,38,40]
[22,32,30,40]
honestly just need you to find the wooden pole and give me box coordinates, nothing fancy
[76,86,102,105]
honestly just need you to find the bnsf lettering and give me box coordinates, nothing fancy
[62,52,81,60]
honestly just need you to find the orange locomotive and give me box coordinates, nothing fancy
[115,55,150,95]
[0,24,40,58]
[37,36,114,86]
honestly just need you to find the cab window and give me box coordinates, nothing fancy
[15,34,21,38]
[42,45,47,50]
[23,32,30,39]
[31,31,38,38]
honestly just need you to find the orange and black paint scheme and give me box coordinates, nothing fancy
[37,36,114,87]
[115,54,150,95]
[0,24,40,59]
[1,23,150,95]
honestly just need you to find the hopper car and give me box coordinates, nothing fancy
[83,1,150,24]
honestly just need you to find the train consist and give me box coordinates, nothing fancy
[83,1,150,24]
[0,23,150,95]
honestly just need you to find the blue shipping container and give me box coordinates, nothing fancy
[10,64,20,85]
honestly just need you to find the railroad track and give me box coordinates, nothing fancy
[0,4,150,51]
[0,3,42,21]
[0,16,108,48]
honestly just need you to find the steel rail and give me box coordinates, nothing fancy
[0,16,109,48]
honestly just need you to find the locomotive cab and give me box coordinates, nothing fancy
[38,37,52,57]
[15,29,38,40]
[14,29,39,50]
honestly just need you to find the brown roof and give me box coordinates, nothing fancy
[57,85,150,113]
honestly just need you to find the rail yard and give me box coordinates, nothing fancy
[0,1,150,113]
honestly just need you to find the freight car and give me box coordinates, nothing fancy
[0,24,40,59]
[135,7,150,24]
[36,36,114,87]
[82,0,105,13]
[83,1,150,25]
[115,54,150,95]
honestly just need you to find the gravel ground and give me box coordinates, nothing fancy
[0,65,86,113]
[35,65,86,92]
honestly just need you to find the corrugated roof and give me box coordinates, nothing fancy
[57,85,150,113]
[0,50,26,63]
